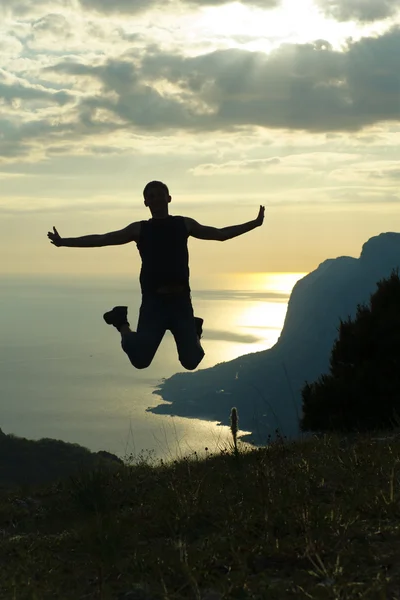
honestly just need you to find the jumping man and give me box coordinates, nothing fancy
[48,181,265,371]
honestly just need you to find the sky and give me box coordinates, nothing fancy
[1,0,399,280]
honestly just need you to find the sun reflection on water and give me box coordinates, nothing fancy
[199,272,307,365]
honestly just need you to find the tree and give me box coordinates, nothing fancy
[301,269,400,433]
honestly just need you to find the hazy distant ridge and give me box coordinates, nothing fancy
[150,232,400,443]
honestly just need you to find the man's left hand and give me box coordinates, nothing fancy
[256,205,265,227]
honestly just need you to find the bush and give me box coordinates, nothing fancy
[301,269,400,432]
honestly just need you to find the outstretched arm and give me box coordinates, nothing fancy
[186,206,265,241]
[47,222,141,248]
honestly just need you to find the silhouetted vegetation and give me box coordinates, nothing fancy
[301,269,400,433]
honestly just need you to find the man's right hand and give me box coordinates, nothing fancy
[47,226,62,247]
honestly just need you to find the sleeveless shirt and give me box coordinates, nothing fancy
[137,216,190,294]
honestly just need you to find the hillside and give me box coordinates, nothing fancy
[0,428,122,487]
[1,433,399,599]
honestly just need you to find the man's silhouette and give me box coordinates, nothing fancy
[48,181,265,371]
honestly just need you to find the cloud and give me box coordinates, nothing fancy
[0,35,23,59]
[32,13,70,34]
[185,0,279,5]
[77,0,159,14]
[0,118,75,162]
[328,188,400,204]
[50,58,198,131]
[191,152,365,175]
[0,0,69,17]
[191,157,281,175]
[315,0,400,23]
[1,0,397,23]
[0,172,26,180]
[326,159,400,183]
[3,22,400,165]
[0,0,37,15]
[0,194,137,214]
[383,169,400,179]
[369,168,400,180]
[76,0,280,15]
[46,26,400,137]
[0,70,73,105]
[0,67,76,161]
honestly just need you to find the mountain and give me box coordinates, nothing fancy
[148,233,400,444]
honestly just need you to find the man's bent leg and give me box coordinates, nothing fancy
[121,330,165,369]
[121,297,165,369]
[170,296,205,371]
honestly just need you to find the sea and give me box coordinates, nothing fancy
[0,273,303,460]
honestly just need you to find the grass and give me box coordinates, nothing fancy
[1,425,400,599]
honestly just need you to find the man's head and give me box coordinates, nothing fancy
[143,181,171,208]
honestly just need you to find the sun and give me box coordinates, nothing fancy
[194,0,374,54]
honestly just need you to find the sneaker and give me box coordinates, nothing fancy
[103,306,130,331]
[195,317,204,339]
